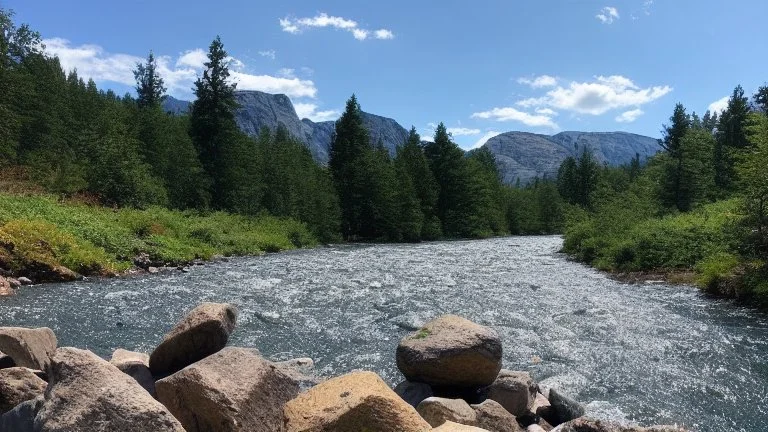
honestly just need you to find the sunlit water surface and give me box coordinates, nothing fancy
[1,236,766,431]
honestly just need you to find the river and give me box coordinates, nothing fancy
[0,236,766,431]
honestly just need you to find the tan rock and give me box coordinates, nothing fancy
[417,397,477,428]
[433,421,491,431]
[0,276,13,296]
[528,425,547,432]
[34,347,184,431]
[156,347,299,432]
[275,357,321,390]
[149,302,237,375]
[0,327,57,371]
[0,367,47,414]
[110,349,155,397]
[532,392,553,418]
[284,370,432,432]
[484,370,537,416]
[396,315,502,388]
[471,399,523,432]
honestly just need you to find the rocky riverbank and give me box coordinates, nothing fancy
[0,302,691,431]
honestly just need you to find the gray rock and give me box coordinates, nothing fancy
[550,418,690,431]
[548,388,586,424]
[110,349,155,397]
[274,357,321,390]
[394,380,434,407]
[0,327,57,371]
[149,302,237,375]
[0,351,15,369]
[416,397,478,428]
[17,277,33,286]
[0,396,43,432]
[483,370,537,417]
[0,367,47,414]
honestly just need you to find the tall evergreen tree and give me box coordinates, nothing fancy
[714,85,751,192]
[755,85,768,114]
[134,51,166,109]
[394,127,441,239]
[659,103,692,211]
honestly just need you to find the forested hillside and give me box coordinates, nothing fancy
[559,85,768,307]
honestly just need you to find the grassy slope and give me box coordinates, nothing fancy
[0,193,316,279]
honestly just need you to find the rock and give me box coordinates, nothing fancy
[110,349,155,396]
[147,266,160,274]
[156,347,298,432]
[394,380,434,407]
[149,302,238,375]
[550,418,689,431]
[433,421,491,431]
[0,367,47,414]
[471,399,524,432]
[133,252,152,269]
[7,277,21,288]
[0,396,43,432]
[548,388,585,424]
[416,397,477,428]
[0,327,57,371]
[528,425,547,432]
[0,351,15,369]
[17,277,33,286]
[396,314,502,388]
[34,347,185,431]
[283,370,431,432]
[48,265,80,282]
[275,357,321,390]
[532,392,555,425]
[482,370,537,417]
[0,276,13,296]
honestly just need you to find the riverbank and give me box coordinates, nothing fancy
[0,193,316,291]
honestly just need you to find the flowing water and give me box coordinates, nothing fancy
[1,236,766,431]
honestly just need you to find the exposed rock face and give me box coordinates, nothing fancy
[471,399,524,432]
[0,396,43,432]
[433,420,491,431]
[35,347,185,432]
[156,347,299,432]
[283,370,431,432]
[483,370,538,417]
[416,397,477,428]
[149,302,237,375]
[0,367,47,414]
[0,327,57,371]
[549,389,586,424]
[397,315,502,388]
[394,380,434,407]
[483,131,659,185]
[110,349,155,396]
[550,418,689,432]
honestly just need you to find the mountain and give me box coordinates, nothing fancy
[483,131,660,185]
[164,91,409,164]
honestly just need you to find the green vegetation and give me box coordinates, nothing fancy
[0,193,314,280]
[560,83,768,308]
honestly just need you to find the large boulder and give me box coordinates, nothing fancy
[34,347,185,432]
[110,349,155,396]
[394,380,434,407]
[433,421,491,431]
[283,370,432,432]
[0,396,43,432]
[416,397,477,428]
[396,315,502,388]
[156,347,299,432]
[548,389,585,424]
[551,418,689,431]
[0,276,14,296]
[274,357,321,390]
[0,367,47,414]
[0,327,57,371]
[149,302,237,375]
[483,370,537,417]
[471,399,524,432]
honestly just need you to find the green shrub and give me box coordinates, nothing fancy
[696,252,741,292]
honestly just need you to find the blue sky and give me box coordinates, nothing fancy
[5,0,768,149]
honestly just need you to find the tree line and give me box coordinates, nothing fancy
[0,9,562,244]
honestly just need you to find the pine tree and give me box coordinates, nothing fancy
[134,51,166,109]
[714,85,751,193]
[189,36,239,208]
[659,103,692,210]
[754,85,768,114]
[394,127,441,239]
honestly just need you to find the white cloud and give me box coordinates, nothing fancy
[535,108,558,116]
[596,6,620,24]
[277,68,295,78]
[447,127,481,136]
[615,108,644,123]
[176,48,207,69]
[294,103,340,122]
[515,75,671,115]
[374,29,394,40]
[258,49,276,60]
[280,13,394,41]
[43,38,318,100]
[517,75,558,88]
[708,96,729,114]
[471,107,559,129]
[471,131,502,149]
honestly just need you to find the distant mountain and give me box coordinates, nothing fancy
[163,92,659,184]
[483,131,660,185]
[163,90,409,164]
